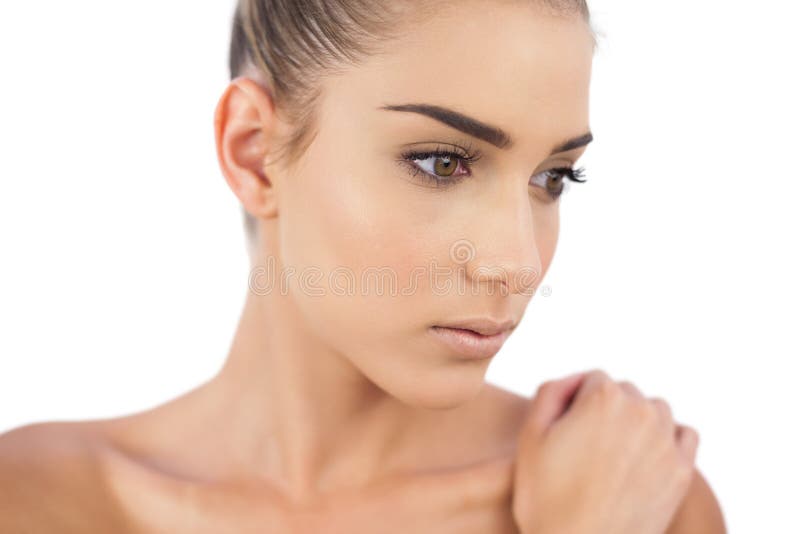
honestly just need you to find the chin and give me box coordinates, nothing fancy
[386,370,489,410]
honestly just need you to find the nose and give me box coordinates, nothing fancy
[458,187,544,297]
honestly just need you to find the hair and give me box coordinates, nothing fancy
[227,0,597,249]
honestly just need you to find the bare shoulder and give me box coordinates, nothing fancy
[665,467,727,534]
[480,383,727,534]
[0,421,130,533]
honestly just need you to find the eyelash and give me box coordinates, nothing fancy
[398,146,587,200]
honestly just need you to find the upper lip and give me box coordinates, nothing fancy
[434,317,518,336]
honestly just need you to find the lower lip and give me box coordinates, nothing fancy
[428,326,511,360]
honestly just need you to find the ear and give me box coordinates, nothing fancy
[213,76,283,221]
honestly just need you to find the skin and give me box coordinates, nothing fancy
[0,1,726,532]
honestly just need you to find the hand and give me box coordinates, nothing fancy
[511,369,699,534]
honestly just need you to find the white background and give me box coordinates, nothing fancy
[1,1,798,531]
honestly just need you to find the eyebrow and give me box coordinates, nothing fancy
[378,102,593,156]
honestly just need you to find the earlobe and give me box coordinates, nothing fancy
[213,76,280,220]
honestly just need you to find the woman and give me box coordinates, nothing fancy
[0,0,726,532]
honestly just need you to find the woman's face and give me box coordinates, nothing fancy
[263,2,593,407]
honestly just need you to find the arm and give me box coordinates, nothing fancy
[664,468,727,534]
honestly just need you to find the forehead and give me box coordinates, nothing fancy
[320,1,593,156]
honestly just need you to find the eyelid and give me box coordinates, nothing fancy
[540,154,581,169]
[400,137,483,158]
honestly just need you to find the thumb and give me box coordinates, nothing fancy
[521,371,588,438]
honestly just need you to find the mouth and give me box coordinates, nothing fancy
[428,325,512,360]
[439,326,494,337]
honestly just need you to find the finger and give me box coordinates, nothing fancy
[649,397,673,427]
[675,424,699,464]
[524,371,590,436]
[571,369,613,406]
[618,380,644,400]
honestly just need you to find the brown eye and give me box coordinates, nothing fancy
[545,172,564,196]
[433,156,458,177]
[399,146,482,188]
[530,167,585,201]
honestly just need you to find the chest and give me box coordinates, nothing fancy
[283,487,521,534]
[119,462,521,534]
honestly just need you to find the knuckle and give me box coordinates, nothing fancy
[597,375,618,397]
[630,399,657,425]
[650,397,674,426]
[596,369,613,382]
[618,380,640,395]
[587,368,611,385]
[650,397,672,416]
[674,424,700,464]
[583,370,620,409]
[684,425,700,446]
[679,422,696,437]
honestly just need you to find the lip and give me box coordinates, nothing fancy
[428,325,512,360]
[434,317,517,336]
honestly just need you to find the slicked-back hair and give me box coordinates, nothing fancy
[227,0,595,248]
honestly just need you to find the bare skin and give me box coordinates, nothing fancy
[0,1,726,532]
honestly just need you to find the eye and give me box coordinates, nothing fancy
[530,166,587,201]
[398,144,483,188]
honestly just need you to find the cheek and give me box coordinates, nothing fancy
[532,202,560,280]
[280,159,419,279]
[277,156,428,342]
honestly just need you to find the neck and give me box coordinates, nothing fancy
[203,286,428,499]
